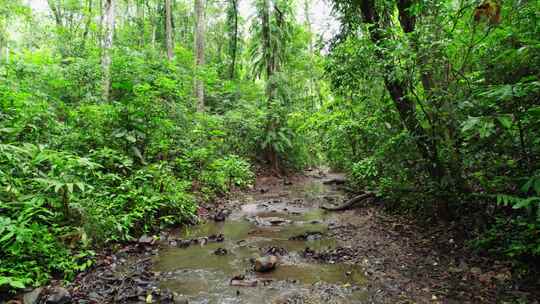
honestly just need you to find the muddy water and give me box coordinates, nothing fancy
[153,177,368,303]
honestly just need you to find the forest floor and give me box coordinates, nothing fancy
[15,171,538,304]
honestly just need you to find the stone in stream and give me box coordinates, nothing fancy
[172,293,189,304]
[23,287,43,304]
[255,216,290,226]
[289,231,323,241]
[214,247,228,255]
[44,287,71,304]
[254,255,279,273]
[214,209,230,222]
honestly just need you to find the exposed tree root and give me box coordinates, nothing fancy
[321,192,376,211]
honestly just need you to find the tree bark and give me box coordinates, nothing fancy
[261,0,281,174]
[357,0,444,180]
[227,0,239,79]
[47,0,64,28]
[101,0,115,102]
[81,0,93,50]
[136,0,145,48]
[321,192,376,211]
[194,0,205,112]
[165,0,174,60]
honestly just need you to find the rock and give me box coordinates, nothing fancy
[138,234,155,245]
[214,211,226,222]
[263,246,287,256]
[173,294,189,304]
[23,287,42,304]
[255,217,289,226]
[214,248,228,255]
[44,287,71,304]
[208,234,225,242]
[177,240,191,248]
[254,255,279,273]
[230,279,258,287]
[289,231,323,241]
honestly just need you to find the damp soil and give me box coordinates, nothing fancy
[53,171,537,304]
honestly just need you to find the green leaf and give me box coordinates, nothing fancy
[67,183,74,194]
[497,115,513,129]
[0,276,27,289]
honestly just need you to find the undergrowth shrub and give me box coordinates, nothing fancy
[0,48,260,291]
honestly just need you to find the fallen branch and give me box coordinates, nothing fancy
[321,192,376,211]
[322,177,347,185]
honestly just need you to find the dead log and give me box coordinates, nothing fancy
[322,177,347,185]
[321,192,376,211]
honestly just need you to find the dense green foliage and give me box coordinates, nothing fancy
[1,0,539,292]
[320,0,540,262]
[0,0,323,289]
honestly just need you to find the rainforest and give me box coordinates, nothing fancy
[0,0,539,303]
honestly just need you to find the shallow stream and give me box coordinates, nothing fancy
[153,177,368,303]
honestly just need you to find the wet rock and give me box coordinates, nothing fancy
[44,287,71,304]
[23,287,42,304]
[198,237,208,246]
[214,248,228,256]
[208,234,225,242]
[255,216,290,226]
[214,210,228,222]
[289,231,323,241]
[138,234,155,245]
[177,240,191,248]
[254,255,279,273]
[173,295,189,304]
[263,246,288,256]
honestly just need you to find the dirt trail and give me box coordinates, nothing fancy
[60,171,523,304]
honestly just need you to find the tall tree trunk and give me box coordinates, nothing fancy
[304,0,315,110]
[101,0,115,102]
[47,0,64,28]
[357,0,452,219]
[136,0,145,48]
[261,0,272,80]
[81,0,93,50]
[260,0,280,174]
[165,0,174,60]
[145,1,157,48]
[227,0,239,79]
[194,0,205,112]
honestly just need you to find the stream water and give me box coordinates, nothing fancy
[152,177,369,304]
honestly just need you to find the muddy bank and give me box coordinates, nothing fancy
[15,171,537,304]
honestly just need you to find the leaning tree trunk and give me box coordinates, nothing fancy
[165,0,174,60]
[101,0,115,102]
[194,0,205,112]
[357,0,453,219]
